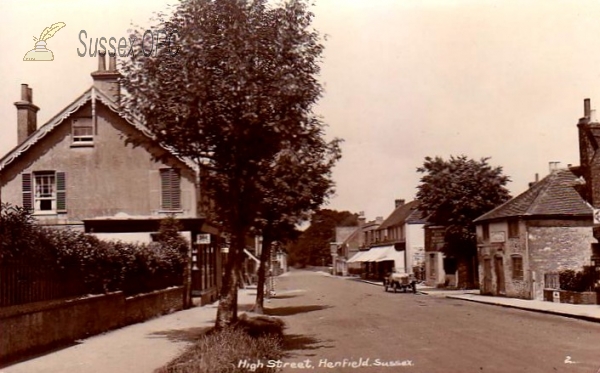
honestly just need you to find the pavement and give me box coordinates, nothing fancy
[2,272,599,373]
[348,275,600,323]
[0,288,259,373]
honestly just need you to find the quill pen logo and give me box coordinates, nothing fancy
[24,22,66,61]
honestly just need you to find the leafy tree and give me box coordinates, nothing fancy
[416,155,511,288]
[251,139,341,314]
[288,209,358,267]
[120,0,334,328]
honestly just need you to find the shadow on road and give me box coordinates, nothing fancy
[150,326,212,343]
[269,294,301,299]
[282,334,335,357]
[265,305,331,316]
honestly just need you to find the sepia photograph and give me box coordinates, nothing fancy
[1,1,600,372]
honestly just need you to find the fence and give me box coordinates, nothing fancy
[0,259,85,308]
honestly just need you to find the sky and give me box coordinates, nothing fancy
[2,0,600,222]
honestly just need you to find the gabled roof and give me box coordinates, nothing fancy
[378,200,426,229]
[474,168,592,223]
[0,86,197,173]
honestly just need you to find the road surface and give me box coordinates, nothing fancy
[265,270,600,373]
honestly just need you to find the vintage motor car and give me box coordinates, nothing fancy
[383,269,417,293]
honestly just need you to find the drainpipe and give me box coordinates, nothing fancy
[525,222,533,300]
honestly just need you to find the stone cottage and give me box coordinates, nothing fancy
[473,98,600,300]
[474,168,595,300]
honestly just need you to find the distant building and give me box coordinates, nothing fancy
[347,199,426,280]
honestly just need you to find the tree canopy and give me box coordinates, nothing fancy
[120,0,339,328]
[416,155,511,259]
[288,209,358,267]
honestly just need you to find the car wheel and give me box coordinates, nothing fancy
[384,283,388,292]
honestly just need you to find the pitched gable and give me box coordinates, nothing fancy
[378,200,426,229]
[0,87,196,174]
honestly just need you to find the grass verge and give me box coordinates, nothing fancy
[155,314,285,373]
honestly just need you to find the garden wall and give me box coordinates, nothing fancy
[543,289,599,305]
[0,286,184,364]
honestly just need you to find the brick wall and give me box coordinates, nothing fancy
[0,287,184,364]
[124,287,184,325]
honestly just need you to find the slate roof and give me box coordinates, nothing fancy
[378,200,427,229]
[474,169,592,223]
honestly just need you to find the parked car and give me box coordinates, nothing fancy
[383,269,417,293]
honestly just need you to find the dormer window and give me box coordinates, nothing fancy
[72,117,94,145]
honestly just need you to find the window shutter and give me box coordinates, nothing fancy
[171,169,181,210]
[161,169,172,210]
[56,172,66,212]
[160,168,181,211]
[22,173,32,210]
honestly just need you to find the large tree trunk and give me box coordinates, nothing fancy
[215,229,245,329]
[253,229,273,315]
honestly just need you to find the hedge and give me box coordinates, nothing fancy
[0,203,187,297]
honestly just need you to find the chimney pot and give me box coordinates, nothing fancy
[91,50,120,102]
[108,52,116,71]
[535,173,539,182]
[585,98,591,118]
[395,199,405,208]
[15,84,39,145]
[20,84,29,101]
[98,51,106,71]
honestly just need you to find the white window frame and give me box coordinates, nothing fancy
[71,117,94,145]
[33,171,57,214]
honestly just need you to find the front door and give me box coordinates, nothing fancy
[483,258,492,294]
[494,255,506,295]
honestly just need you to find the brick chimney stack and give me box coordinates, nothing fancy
[91,51,120,103]
[14,84,39,145]
[395,199,405,209]
[577,98,600,206]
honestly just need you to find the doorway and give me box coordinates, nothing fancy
[494,255,506,295]
[483,258,492,294]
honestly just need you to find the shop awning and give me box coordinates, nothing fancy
[351,245,390,262]
[347,245,405,263]
[375,246,405,262]
[347,251,367,263]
